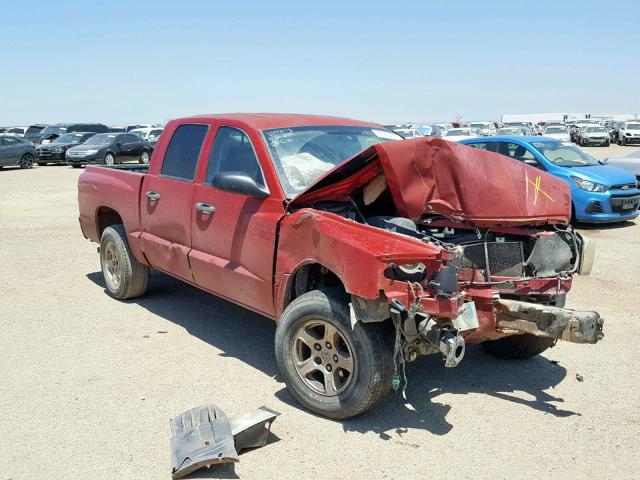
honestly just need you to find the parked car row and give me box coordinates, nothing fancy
[0,123,163,168]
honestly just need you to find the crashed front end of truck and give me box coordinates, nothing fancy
[281,137,603,373]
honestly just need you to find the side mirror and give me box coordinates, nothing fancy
[210,172,269,199]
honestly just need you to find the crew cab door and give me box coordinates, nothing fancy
[0,137,21,165]
[189,125,284,317]
[118,134,140,161]
[139,123,210,281]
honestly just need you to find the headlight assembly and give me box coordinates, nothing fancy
[571,176,608,192]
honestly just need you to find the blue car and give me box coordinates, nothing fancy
[459,136,640,223]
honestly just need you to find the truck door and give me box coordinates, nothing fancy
[139,123,210,281]
[189,126,284,317]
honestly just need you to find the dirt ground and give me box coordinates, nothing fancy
[1,143,639,480]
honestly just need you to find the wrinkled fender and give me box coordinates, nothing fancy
[274,209,443,316]
[78,166,147,263]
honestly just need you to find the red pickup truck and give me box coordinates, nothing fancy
[78,114,603,419]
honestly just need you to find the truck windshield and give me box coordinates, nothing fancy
[40,126,67,136]
[263,125,402,196]
[532,141,600,167]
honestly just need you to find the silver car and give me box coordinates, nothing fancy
[0,135,37,169]
[605,150,640,178]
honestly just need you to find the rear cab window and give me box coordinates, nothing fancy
[160,124,209,181]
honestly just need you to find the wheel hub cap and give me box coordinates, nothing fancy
[103,241,121,288]
[292,320,354,396]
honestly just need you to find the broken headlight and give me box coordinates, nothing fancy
[385,262,427,282]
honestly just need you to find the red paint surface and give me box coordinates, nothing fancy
[78,114,579,342]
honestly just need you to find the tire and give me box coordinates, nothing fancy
[37,162,48,166]
[139,150,150,164]
[604,140,610,147]
[71,164,82,169]
[100,224,149,300]
[275,290,393,419]
[104,153,116,165]
[482,334,556,359]
[622,137,627,146]
[19,153,35,169]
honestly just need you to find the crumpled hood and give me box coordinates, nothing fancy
[289,137,571,227]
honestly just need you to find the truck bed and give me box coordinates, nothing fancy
[78,164,147,244]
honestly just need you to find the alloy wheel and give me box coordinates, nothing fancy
[292,319,355,396]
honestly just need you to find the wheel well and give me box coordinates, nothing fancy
[283,263,348,310]
[96,207,123,236]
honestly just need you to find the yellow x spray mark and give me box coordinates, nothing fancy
[527,175,556,206]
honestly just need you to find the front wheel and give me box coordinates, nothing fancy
[100,224,149,299]
[275,290,393,419]
[19,153,35,169]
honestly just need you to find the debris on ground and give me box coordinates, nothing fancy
[170,404,279,479]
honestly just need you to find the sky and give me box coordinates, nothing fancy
[1,1,638,125]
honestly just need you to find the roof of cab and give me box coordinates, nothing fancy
[176,113,382,130]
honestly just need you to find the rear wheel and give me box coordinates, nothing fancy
[19,153,35,169]
[275,290,393,419]
[139,150,150,164]
[100,224,149,299]
[104,153,116,165]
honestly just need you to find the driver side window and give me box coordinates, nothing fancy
[206,126,265,187]
[497,142,544,170]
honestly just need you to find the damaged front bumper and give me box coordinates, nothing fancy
[495,298,604,344]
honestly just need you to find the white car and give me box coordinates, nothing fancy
[394,128,420,138]
[617,121,640,146]
[468,122,496,136]
[605,150,640,177]
[543,125,570,142]
[442,128,477,142]
[4,126,27,137]
[129,127,164,145]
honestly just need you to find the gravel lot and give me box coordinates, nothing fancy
[1,144,639,480]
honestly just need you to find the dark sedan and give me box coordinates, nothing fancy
[65,133,153,168]
[0,135,38,169]
[36,132,97,165]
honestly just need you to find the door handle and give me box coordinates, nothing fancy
[146,191,160,201]
[195,202,216,215]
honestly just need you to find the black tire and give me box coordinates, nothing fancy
[71,164,82,169]
[482,334,556,359]
[604,141,610,147]
[139,150,151,164]
[621,137,627,146]
[19,153,35,169]
[104,152,116,165]
[100,224,149,299]
[275,290,393,419]
[37,162,48,166]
